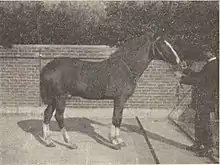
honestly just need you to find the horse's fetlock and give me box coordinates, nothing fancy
[112,117,122,127]
[112,122,121,128]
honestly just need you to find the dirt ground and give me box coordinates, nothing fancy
[0,114,217,165]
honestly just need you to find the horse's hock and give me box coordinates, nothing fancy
[0,44,202,113]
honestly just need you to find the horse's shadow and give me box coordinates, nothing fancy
[17,117,219,163]
[17,117,119,150]
[18,117,190,151]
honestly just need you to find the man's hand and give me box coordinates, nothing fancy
[180,61,188,70]
[174,71,183,81]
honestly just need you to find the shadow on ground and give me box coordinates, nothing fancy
[121,123,190,151]
[17,117,120,149]
[122,123,219,164]
[17,117,193,152]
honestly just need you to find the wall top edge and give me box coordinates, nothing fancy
[0,45,117,49]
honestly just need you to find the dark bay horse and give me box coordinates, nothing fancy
[40,32,182,149]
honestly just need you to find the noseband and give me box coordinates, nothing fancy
[152,37,174,64]
[152,37,187,70]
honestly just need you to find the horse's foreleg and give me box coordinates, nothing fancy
[109,97,126,148]
[55,96,77,149]
[42,101,56,147]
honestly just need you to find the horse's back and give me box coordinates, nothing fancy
[41,58,79,74]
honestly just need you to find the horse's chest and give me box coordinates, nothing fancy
[126,82,136,95]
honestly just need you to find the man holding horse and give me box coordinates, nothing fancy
[175,48,219,157]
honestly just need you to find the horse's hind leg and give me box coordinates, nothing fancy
[42,100,56,147]
[55,96,77,149]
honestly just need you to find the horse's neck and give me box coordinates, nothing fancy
[109,34,153,82]
[122,43,153,81]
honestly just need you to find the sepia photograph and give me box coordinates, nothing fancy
[0,0,219,164]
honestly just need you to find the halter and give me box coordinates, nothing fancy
[152,36,189,101]
[152,37,174,65]
[152,37,187,69]
[120,36,187,84]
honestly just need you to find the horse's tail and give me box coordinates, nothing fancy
[40,74,54,105]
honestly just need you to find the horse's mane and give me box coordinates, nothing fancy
[110,32,153,59]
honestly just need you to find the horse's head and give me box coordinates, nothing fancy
[151,36,182,66]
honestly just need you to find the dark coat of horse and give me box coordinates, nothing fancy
[40,32,182,149]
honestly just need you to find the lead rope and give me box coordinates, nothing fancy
[174,61,189,103]
[167,61,193,142]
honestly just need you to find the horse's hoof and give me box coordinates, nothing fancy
[47,142,56,147]
[112,144,121,150]
[115,137,126,147]
[64,137,69,144]
[39,135,55,147]
[119,141,126,147]
[66,142,78,149]
[110,139,122,150]
[63,138,77,149]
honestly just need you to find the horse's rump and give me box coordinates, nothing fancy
[40,58,80,104]
[40,78,54,104]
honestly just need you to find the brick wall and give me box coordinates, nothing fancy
[0,45,193,109]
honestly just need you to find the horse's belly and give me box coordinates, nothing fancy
[84,86,106,99]
[72,82,106,99]
[74,66,109,99]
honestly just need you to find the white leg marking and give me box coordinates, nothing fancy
[164,40,180,64]
[60,128,78,149]
[61,127,69,143]
[110,125,116,138]
[115,127,125,146]
[41,123,56,147]
[115,127,120,137]
[109,125,120,145]
[112,139,119,145]
[43,123,50,139]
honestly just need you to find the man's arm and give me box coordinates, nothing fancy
[180,74,205,86]
[180,61,217,86]
[182,68,199,76]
